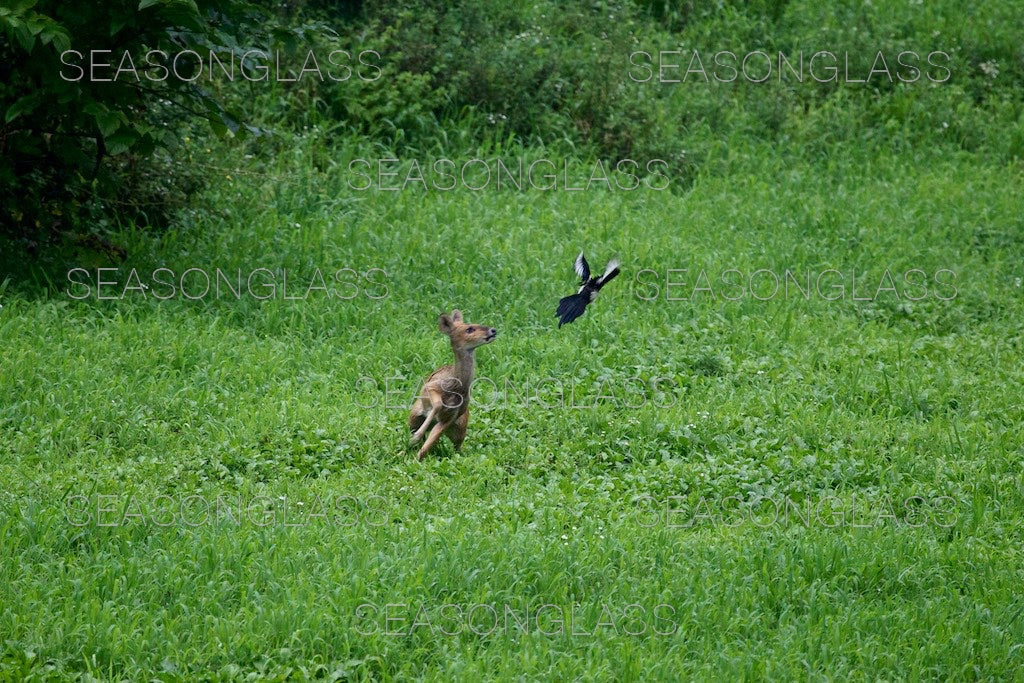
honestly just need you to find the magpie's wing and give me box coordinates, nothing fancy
[596,258,621,288]
[556,292,589,327]
[574,251,590,283]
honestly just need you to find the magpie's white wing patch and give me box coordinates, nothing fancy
[598,258,621,285]
[574,251,591,281]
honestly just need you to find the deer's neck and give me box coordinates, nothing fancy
[452,345,475,386]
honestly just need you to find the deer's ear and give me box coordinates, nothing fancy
[438,313,454,334]
[450,309,463,322]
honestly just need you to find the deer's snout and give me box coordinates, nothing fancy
[485,328,497,341]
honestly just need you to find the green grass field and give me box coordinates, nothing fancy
[2,129,1022,679]
[2,0,1024,675]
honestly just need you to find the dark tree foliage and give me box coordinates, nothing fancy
[0,0,308,242]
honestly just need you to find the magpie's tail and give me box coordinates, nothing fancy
[556,293,588,327]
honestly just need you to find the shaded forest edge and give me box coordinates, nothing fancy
[1,0,1021,265]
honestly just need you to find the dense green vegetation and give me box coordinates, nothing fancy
[1,0,1022,679]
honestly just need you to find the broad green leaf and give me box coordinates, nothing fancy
[93,110,121,138]
[4,93,41,123]
[12,22,34,51]
[105,129,138,155]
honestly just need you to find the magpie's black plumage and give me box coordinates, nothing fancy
[555,251,620,327]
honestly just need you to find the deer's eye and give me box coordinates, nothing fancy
[467,327,475,333]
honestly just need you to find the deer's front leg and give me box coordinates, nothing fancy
[417,419,450,460]
[410,386,443,444]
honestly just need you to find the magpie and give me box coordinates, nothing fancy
[555,251,621,327]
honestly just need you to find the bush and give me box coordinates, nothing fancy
[0,0,288,243]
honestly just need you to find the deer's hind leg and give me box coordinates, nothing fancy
[417,419,451,460]
[408,397,427,435]
[445,409,469,451]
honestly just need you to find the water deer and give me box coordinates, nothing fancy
[408,309,497,460]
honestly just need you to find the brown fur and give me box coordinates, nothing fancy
[408,309,496,460]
